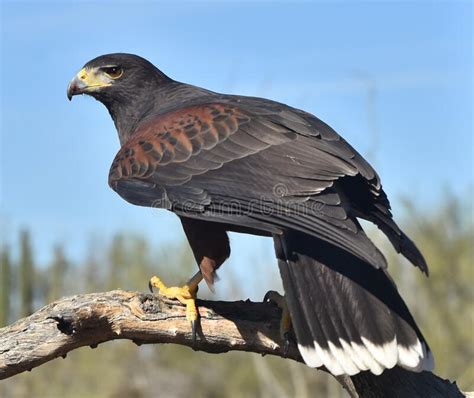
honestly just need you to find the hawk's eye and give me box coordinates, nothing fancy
[102,66,123,79]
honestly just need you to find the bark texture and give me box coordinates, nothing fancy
[0,290,466,397]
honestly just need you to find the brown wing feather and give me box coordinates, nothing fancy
[109,104,251,184]
[107,99,401,271]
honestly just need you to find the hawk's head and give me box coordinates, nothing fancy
[67,53,171,103]
[67,53,173,141]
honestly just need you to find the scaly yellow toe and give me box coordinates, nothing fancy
[264,290,292,340]
[149,274,200,323]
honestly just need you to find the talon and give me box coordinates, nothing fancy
[263,290,282,305]
[283,332,290,357]
[263,291,272,303]
[148,280,154,293]
[191,320,197,345]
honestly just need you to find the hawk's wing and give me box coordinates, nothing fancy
[108,99,421,271]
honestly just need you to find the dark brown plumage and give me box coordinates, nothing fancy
[68,53,434,376]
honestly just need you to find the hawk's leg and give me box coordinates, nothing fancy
[150,217,230,342]
[180,217,231,290]
[149,217,230,343]
[264,290,293,356]
[149,271,203,343]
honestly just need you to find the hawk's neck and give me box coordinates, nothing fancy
[108,82,218,145]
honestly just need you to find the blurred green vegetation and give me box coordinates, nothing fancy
[0,194,472,397]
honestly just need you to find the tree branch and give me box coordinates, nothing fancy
[0,290,466,397]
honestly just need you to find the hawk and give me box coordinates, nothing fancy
[68,53,434,376]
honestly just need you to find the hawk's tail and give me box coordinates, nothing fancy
[274,231,434,376]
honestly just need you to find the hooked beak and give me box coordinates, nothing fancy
[67,67,111,101]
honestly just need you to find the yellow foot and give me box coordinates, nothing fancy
[149,272,203,343]
[264,290,293,356]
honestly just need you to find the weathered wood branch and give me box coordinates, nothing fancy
[0,290,466,397]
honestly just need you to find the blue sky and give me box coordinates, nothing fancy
[0,1,472,288]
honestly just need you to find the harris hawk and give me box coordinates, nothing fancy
[67,53,434,376]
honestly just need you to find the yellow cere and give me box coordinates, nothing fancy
[77,67,112,89]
